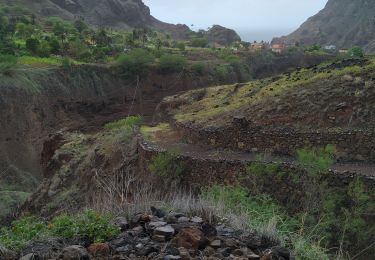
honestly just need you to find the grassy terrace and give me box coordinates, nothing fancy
[168,57,375,128]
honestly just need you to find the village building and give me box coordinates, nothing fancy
[324,45,337,51]
[339,48,349,54]
[271,43,285,53]
[250,42,266,51]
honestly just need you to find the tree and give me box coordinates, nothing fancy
[49,37,61,54]
[159,54,187,74]
[116,48,154,76]
[190,37,208,48]
[155,38,162,50]
[38,41,51,57]
[349,46,364,58]
[26,38,40,54]
[74,17,88,34]
[53,21,69,43]
[16,22,33,38]
[176,42,186,51]
[94,29,111,47]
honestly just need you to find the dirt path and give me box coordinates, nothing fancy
[143,125,375,177]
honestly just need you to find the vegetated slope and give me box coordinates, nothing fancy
[0,0,191,39]
[274,0,375,53]
[163,57,375,130]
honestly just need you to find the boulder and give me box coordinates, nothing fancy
[154,225,175,237]
[87,243,110,257]
[171,227,208,250]
[151,206,167,218]
[60,245,89,260]
[113,216,129,231]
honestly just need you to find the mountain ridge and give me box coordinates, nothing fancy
[273,0,375,53]
[0,0,192,39]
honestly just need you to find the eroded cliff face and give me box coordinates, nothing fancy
[274,0,375,52]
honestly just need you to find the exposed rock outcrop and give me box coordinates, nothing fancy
[206,25,242,46]
[273,0,375,53]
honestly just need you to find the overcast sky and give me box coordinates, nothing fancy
[143,0,328,42]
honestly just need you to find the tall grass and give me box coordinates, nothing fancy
[103,115,143,131]
[0,55,18,76]
[202,185,330,260]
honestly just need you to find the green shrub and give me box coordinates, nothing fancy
[104,116,143,131]
[224,54,241,65]
[50,209,119,243]
[25,38,40,54]
[116,48,154,75]
[0,217,46,251]
[191,61,206,75]
[190,37,208,48]
[214,64,230,79]
[348,46,364,58]
[0,54,17,75]
[152,48,165,58]
[61,57,73,69]
[148,151,186,178]
[159,54,187,73]
[296,144,336,176]
[0,210,120,251]
[176,42,186,51]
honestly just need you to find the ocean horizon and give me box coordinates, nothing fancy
[235,28,295,43]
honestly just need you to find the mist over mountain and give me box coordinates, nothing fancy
[274,0,375,52]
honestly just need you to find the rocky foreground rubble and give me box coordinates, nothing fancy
[1,207,292,260]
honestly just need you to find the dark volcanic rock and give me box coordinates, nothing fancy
[273,0,375,53]
[6,208,291,259]
[206,25,242,46]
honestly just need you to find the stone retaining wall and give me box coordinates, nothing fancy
[137,137,375,212]
[174,118,375,162]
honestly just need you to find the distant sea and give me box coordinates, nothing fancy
[235,28,295,43]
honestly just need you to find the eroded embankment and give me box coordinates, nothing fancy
[0,64,241,220]
[0,65,238,180]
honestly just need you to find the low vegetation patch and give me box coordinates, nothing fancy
[0,54,17,75]
[104,116,143,131]
[0,209,120,252]
[148,151,187,178]
[296,144,336,176]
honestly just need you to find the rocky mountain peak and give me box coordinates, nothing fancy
[206,24,242,45]
[273,0,375,53]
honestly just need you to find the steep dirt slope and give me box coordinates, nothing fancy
[274,0,375,52]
